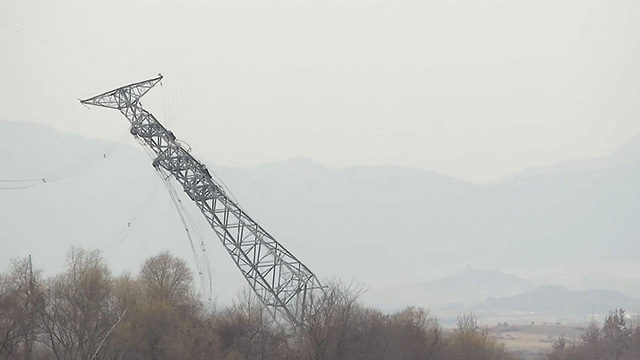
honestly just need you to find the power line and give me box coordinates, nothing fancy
[0,132,130,190]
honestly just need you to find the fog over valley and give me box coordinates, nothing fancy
[2,120,639,325]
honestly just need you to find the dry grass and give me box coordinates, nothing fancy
[490,324,585,358]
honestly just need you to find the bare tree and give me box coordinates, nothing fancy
[444,313,512,360]
[139,252,193,306]
[114,252,202,360]
[39,247,116,360]
[0,257,44,360]
[98,274,140,360]
[387,307,443,360]
[297,280,367,360]
[2,248,529,360]
[211,288,290,360]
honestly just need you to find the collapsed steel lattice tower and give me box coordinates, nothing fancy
[80,75,324,326]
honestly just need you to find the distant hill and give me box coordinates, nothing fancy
[362,269,535,311]
[2,120,640,309]
[0,120,115,179]
[362,271,640,325]
[212,139,640,288]
[479,285,640,321]
[497,133,640,182]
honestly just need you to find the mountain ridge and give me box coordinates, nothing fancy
[479,285,640,321]
[4,118,640,185]
[493,133,640,184]
[2,120,640,312]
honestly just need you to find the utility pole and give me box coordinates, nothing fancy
[24,255,33,360]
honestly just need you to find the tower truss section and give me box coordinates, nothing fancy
[80,75,324,326]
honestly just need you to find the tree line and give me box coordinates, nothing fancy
[546,309,640,360]
[3,247,522,360]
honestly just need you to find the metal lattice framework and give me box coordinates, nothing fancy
[80,75,324,326]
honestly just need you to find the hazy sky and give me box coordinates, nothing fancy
[1,0,639,183]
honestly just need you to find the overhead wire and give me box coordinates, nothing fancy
[1,0,221,299]
[104,172,160,259]
[0,180,47,190]
[160,170,205,292]
[166,174,214,300]
[134,132,214,301]
[0,132,131,190]
[158,79,239,301]
[44,132,131,182]
[0,178,45,183]
[154,81,215,300]
[0,0,165,61]
[158,167,213,300]
[181,191,214,301]
[0,65,216,297]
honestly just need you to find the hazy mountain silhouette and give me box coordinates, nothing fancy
[497,133,640,182]
[362,269,535,311]
[363,271,640,322]
[479,285,640,321]
[2,120,639,311]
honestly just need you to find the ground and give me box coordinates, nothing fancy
[490,324,585,359]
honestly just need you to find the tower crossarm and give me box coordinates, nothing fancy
[81,75,163,110]
[80,75,324,327]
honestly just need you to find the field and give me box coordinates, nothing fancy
[490,324,585,359]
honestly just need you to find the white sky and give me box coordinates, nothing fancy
[1,0,639,183]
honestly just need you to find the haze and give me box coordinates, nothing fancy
[2,0,639,183]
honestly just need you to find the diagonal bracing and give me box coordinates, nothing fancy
[80,75,324,327]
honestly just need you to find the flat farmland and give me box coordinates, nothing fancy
[491,324,585,359]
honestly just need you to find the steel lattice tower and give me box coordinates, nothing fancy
[80,75,324,327]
